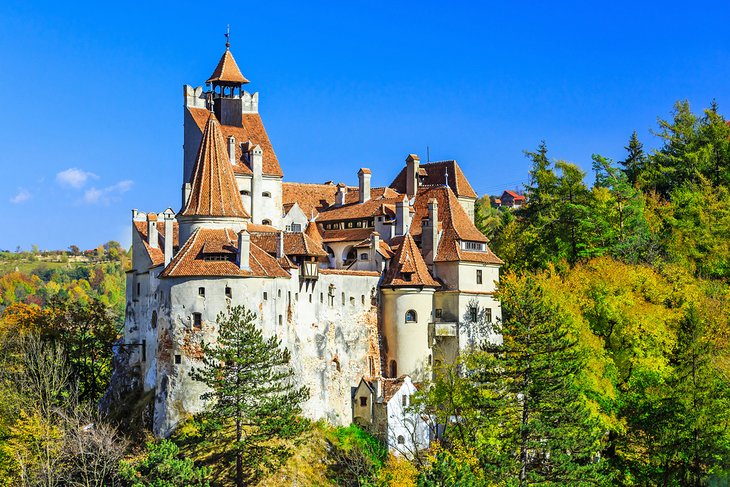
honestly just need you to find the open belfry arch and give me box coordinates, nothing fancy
[121,34,503,445]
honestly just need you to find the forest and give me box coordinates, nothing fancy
[0,100,728,486]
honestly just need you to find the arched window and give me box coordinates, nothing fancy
[262,191,271,198]
[389,360,397,378]
[397,435,405,444]
[405,310,417,323]
[151,311,157,330]
[262,219,272,226]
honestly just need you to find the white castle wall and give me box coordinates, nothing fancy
[138,271,380,437]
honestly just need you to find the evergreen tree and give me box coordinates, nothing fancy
[470,275,609,485]
[554,161,592,263]
[619,131,646,186]
[190,306,309,487]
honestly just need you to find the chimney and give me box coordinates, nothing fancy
[358,168,371,203]
[147,213,158,249]
[335,183,347,207]
[228,136,236,165]
[405,154,420,198]
[276,231,285,259]
[423,198,439,265]
[237,228,250,270]
[249,144,263,222]
[164,214,174,266]
[395,196,411,236]
[370,232,380,270]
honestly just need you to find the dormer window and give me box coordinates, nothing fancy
[462,241,486,252]
[262,219,272,226]
[402,272,412,282]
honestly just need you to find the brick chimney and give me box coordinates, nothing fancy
[276,231,285,259]
[147,213,158,249]
[335,183,347,207]
[358,168,371,203]
[405,154,420,198]
[237,228,250,270]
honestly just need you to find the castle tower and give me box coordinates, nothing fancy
[380,233,439,380]
[207,37,249,127]
[177,112,249,243]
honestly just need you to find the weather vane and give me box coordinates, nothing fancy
[225,24,230,49]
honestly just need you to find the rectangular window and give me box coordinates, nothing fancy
[263,292,268,300]
[198,287,205,297]
[435,308,442,319]
[309,294,312,303]
[320,292,324,303]
[485,308,492,323]
[342,292,345,305]
[469,306,478,322]
[136,282,141,296]
[402,395,408,406]
[476,269,483,285]
[193,312,202,329]
[361,295,365,305]
[278,315,283,326]
[225,286,232,298]
[175,354,181,364]
[360,396,367,407]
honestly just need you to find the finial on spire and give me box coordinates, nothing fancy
[225,24,231,49]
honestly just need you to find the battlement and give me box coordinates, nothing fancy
[183,85,259,114]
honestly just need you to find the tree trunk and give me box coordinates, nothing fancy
[237,417,243,487]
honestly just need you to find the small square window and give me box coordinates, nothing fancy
[193,312,202,329]
[360,396,367,407]
[225,287,232,298]
[174,354,181,364]
[198,287,205,297]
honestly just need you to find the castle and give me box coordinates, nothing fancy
[122,41,503,439]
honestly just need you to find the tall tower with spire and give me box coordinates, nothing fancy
[182,31,285,229]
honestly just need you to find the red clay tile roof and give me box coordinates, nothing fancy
[390,160,477,199]
[187,108,283,177]
[159,228,289,278]
[317,187,403,223]
[411,186,487,243]
[206,49,249,84]
[180,113,249,219]
[434,230,504,265]
[304,220,323,243]
[382,234,439,287]
[282,182,338,218]
[250,232,328,258]
[133,221,180,267]
[502,190,525,200]
[380,376,410,402]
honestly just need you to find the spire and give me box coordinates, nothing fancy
[207,40,249,85]
[180,113,249,219]
[304,219,323,243]
[382,234,439,288]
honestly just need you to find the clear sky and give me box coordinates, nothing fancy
[1,1,728,251]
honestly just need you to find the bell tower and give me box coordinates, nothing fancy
[206,28,248,127]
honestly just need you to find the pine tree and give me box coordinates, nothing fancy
[619,131,646,186]
[471,275,609,485]
[190,306,309,487]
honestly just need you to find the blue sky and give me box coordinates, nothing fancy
[1,1,728,250]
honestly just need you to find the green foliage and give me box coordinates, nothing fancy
[417,449,481,486]
[325,424,389,486]
[190,305,309,486]
[119,439,210,487]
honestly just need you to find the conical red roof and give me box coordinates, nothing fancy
[207,49,249,84]
[181,113,249,218]
[382,233,439,287]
